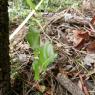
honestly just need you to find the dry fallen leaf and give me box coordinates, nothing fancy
[91,16,95,25]
[72,29,89,49]
[35,83,46,93]
[86,41,95,53]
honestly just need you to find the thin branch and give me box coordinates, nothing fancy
[9,0,44,41]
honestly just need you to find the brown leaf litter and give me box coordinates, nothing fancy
[10,8,95,95]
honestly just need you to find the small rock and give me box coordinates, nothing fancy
[84,53,95,66]
[18,54,27,63]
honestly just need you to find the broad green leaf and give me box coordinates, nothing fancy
[32,42,57,80]
[42,54,57,71]
[33,61,40,80]
[38,47,45,65]
[44,42,55,58]
[26,27,40,50]
[38,42,57,71]
[41,42,57,71]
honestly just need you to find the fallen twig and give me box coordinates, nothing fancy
[46,12,91,26]
[79,74,90,95]
[57,73,85,95]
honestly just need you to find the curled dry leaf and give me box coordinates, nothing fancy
[86,41,95,53]
[90,16,95,25]
[74,38,85,49]
[72,29,89,49]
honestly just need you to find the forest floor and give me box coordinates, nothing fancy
[10,8,95,95]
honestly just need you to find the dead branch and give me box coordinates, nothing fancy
[57,73,85,95]
[47,12,92,26]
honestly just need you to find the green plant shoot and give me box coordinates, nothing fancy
[26,27,57,80]
[33,42,57,80]
[26,27,40,50]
